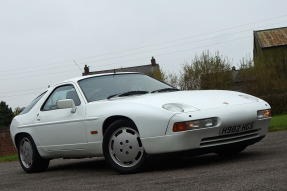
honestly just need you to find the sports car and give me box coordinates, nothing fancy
[10,72,271,174]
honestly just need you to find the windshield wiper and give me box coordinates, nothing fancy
[151,88,180,93]
[107,91,149,99]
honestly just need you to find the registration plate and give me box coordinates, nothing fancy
[219,122,255,135]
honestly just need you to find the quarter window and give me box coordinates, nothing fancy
[20,91,47,115]
[42,85,81,111]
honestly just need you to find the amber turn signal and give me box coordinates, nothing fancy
[173,122,187,132]
[91,131,98,134]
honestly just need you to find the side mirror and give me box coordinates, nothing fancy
[18,107,26,113]
[57,99,77,113]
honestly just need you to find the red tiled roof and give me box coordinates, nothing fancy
[254,27,287,48]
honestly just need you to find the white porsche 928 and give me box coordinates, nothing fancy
[10,73,271,174]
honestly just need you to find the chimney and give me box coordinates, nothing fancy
[151,57,156,66]
[84,65,90,75]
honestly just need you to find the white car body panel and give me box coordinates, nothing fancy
[10,73,271,161]
[34,107,88,151]
[142,102,270,154]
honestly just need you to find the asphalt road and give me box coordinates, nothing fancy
[1,131,287,191]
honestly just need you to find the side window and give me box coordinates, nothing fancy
[42,85,81,111]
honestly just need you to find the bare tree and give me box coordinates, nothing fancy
[179,50,232,90]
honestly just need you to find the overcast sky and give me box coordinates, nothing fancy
[1,0,287,110]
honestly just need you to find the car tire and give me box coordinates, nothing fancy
[17,135,50,173]
[215,144,247,156]
[103,119,147,174]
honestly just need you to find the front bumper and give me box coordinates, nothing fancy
[141,103,271,154]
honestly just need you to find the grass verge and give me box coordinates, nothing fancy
[0,154,18,162]
[269,114,287,132]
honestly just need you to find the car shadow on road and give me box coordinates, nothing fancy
[45,150,265,174]
[47,157,109,173]
[145,152,258,172]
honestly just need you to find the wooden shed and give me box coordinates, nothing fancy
[253,27,287,66]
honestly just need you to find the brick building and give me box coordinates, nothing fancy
[0,126,17,156]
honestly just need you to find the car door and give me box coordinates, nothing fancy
[33,84,88,152]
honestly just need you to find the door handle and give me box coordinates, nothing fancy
[36,113,41,121]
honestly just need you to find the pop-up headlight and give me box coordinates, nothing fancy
[162,104,184,112]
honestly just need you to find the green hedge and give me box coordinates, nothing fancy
[260,93,287,115]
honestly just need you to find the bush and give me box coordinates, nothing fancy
[239,57,287,97]
[0,101,13,127]
[260,93,287,115]
[179,51,232,90]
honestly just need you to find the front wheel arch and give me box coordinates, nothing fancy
[15,133,31,149]
[102,116,138,136]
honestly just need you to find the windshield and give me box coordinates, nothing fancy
[78,73,172,102]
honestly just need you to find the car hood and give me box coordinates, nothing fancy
[109,90,260,111]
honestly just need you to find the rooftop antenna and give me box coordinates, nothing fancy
[74,60,83,73]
